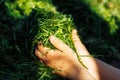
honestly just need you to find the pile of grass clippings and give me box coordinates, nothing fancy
[0,0,76,80]
[5,0,75,50]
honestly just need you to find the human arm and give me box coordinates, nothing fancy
[71,29,120,80]
[94,58,120,80]
[35,29,120,80]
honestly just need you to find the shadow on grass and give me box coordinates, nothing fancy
[0,1,66,80]
[53,0,120,68]
[0,4,39,80]
[0,0,120,80]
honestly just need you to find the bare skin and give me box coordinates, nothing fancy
[71,30,120,80]
[35,30,95,80]
[35,29,120,80]
[72,30,100,80]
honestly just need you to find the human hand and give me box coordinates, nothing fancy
[35,29,95,80]
[35,32,81,79]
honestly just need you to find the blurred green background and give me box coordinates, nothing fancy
[53,0,120,64]
[0,0,120,80]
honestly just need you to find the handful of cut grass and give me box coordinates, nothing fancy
[1,0,82,79]
[5,0,75,49]
[32,8,75,50]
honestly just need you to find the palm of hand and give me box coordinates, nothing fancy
[35,37,80,78]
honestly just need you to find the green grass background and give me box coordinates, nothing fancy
[0,0,120,80]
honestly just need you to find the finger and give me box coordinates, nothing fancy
[37,44,50,54]
[35,48,46,60]
[72,30,99,79]
[72,29,90,55]
[37,43,56,57]
[49,35,74,54]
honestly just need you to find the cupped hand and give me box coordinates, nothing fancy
[35,31,81,79]
[35,29,96,80]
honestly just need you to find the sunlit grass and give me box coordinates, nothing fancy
[82,0,120,34]
[0,0,75,79]
[1,0,120,80]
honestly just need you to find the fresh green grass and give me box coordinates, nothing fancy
[0,0,74,80]
[0,0,120,80]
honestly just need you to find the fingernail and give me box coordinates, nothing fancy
[52,71,56,74]
[72,29,77,34]
[38,41,42,45]
[40,60,43,63]
[50,35,56,42]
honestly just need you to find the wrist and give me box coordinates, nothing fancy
[68,62,95,80]
[66,63,82,80]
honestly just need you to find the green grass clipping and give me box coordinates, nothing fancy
[0,0,76,79]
